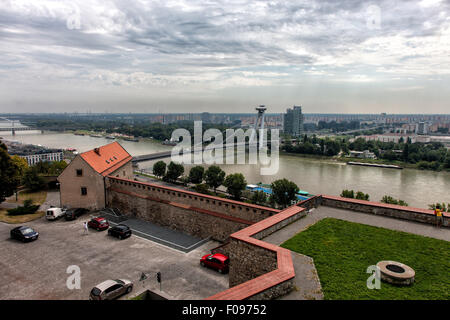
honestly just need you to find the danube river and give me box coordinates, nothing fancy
[2,130,449,209]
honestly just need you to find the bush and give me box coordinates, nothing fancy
[22,168,46,192]
[428,203,450,212]
[251,190,267,205]
[381,195,408,207]
[7,200,40,216]
[355,191,370,201]
[341,189,355,199]
[194,183,212,195]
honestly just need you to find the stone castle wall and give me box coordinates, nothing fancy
[106,177,279,241]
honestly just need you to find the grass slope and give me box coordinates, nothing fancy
[281,218,450,300]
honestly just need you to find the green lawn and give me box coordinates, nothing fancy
[281,218,450,300]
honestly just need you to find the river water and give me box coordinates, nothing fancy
[1,130,449,208]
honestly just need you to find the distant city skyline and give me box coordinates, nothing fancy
[0,0,449,114]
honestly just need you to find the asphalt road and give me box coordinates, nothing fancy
[0,215,228,300]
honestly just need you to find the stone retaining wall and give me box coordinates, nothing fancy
[322,195,449,227]
[208,205,303,300]
[107,176,279,222]
[228,238,278,287]
[108,185,250,241]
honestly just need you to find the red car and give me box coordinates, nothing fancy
[88,217,109,231]
[200,253,229,273]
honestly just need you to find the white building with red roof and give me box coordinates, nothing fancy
[58,142,133,210]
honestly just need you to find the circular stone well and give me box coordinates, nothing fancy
[376,261,415,286]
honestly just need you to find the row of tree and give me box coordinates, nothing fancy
[283,135,450,171]
[36,119,232,142]
[152,161,301,208]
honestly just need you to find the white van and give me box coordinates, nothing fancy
[46,208,66,220]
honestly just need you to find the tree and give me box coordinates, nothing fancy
[341,189,355,199]
[324,140,340,156]
[194,183,212,195]
[223,173,247,200]
[34,161,50,174]
[251,190,267,205]
[10,155,28,177]
[22,167,46,192]
[188,166,205,184]
[0,143,21,203]
[402,143,409,162]
[153,161,167,178]
[355,191,370,201]
[204,165,225,193]
[49,160,68,175]
[271,179,299,208]
[164,161,184,182]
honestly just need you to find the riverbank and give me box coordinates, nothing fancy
[280,151,449,172]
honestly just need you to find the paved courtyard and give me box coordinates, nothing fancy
[0,215,228,300]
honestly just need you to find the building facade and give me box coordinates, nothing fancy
[58,142,133,211]
[21,151,63,166]
[283,106,304,137]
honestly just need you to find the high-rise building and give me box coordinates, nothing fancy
[415,122,428,135]
[283,106,304,136]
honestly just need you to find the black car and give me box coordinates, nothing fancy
[65,208,89,221]
[10,226,39,242]
[108,224,132,240]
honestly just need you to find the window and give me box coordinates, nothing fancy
[105,284,121,294]
[76,169,83,177]
[81,187,87,196]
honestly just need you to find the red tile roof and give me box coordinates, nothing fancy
[81,142,132,176]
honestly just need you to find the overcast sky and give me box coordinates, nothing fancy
[0,0,449,114]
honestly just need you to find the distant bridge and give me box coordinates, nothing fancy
[132,139,281,163]
[0,118,38,134]
[0,127,37,132]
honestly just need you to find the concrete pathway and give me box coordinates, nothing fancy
[38,190,60,212]
[263,206,450,300]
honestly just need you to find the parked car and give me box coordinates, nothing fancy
[89,279,133,300]
[88,217,109,231]
[46,207,66,220]
[200,253,230,273]
[65,208,89,221]
[10,226,39,242]
[108,224,132,240]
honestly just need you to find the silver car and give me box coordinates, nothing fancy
[89,279,133,300]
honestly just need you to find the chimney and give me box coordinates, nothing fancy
[94,148,100,155]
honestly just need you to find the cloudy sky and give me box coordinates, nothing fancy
[0,0,449,114]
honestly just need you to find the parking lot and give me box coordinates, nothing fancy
[0,215,228,300]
